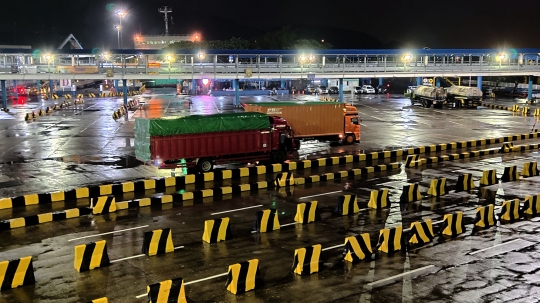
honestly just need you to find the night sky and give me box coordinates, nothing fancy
[1,0,538,49]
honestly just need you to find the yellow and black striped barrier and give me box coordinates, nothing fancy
[253,209,280,233]
[64,94,72,99]
[294,201,320,224]
[74,240,110,272]
[523,107,530,115]
[343,233,372,262]
[147,277,186,303]
[0,256,35,290]
[142,228,175,256]
[202,217,232,243]
[500,142,515,153]
[480,169,498,186]
[534,108,540,116]
[90,195,116,215]
[399,183,422,203]
[99,93,106,97]
[512,104,520,112]
[474,204,496,228]
[501,165,519,182]
[0,207,91,230]
[87,93,96,98]
[377,226,402,253]
[76,94,84,99]
[524,194,540,216]
[521,162,539,177]
[367,189,389,209]
[454,173,475,192]
[52,94,59,99]
[499,199,521,222]
[441,212,464,237]
[335,195,359,215]
[408,219,435,246]
[45,106,53,114]
[405,155,423,168]
[38,108,45,116]
[226,259,261,294]
[427,178,447,196]
[274,172,294,187]
[87,298,108,303]
[292,244,322,275]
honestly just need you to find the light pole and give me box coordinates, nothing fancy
[45,54,53,73]
[498,53,507,68]
[299,54,306,77]
[166,54,173,75]
[402,54,412,71]
[114,25,121,49]
[115,10,126,48]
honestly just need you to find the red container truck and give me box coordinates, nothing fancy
[134,113,295,172]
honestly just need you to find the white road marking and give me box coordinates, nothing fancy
[321,244,345,251]
[111,254,145,263]
[281,222,297,227]
[211,205,263,215]
[366,265,435,286]
[468,239,523,255]
[135,272,229,298]
[67,225,149,241]
[299,191,342,199]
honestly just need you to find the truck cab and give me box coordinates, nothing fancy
[343,105,361,144]
[269,116,297,152]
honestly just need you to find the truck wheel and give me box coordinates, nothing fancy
[344,134,356,145]
[272,150,286,163]
[294,139,301,151]
[197,158,213,172]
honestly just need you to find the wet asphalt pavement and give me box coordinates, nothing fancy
[1,90,540,302]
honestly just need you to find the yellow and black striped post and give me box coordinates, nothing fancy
[474,204,496,228]
[226,259,261,294]
[512,104,519,112]
[274,172,294,187]
[523,107,530,115]
[294,201,320,224]
[367,189,390,209]
[87,298,108,303]
[399,183,422,203]
[142,228,175,256]
[441,212,464,237]
[524,195,540,215]
[202,218,232,243]
[408,219,435,245]
[147,277,186,303]
[334,195,359,215]
[427,178,447,196]
[377,226,402,253]
[0,256,35,290]
[343,233,372,262]
[521,162,539,177]
[454,173,476,192]
[90,195,117,215]
[499,199,521,222]
[74,240,110,272]
[534,108,540,116]
[501,166,519,182]
[480,169,498,186]
[253,209,280,232]
[405,155,423,167]
[292,244,322,275]
[500,142,514,153]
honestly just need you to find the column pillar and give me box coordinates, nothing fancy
[114,79,119,92]
[379,78,383,86]
[280,80,285,89]
[416,77,422,86]
[528,76,534,101]
[234,79,240,107]
[436,78,440,87]
[1,80,6,109]
[49,79,54,96]
[14,80,18,100]
[322,79,328,87]
[192,79,197,95]
[339,78,344,102]
[477,76,483,91]
[123,79,128,106]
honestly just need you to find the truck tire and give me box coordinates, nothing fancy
[344,134,356,145]
[272,150,286,164]
[197,158,213,172]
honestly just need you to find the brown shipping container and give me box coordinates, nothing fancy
[244,103,345,138]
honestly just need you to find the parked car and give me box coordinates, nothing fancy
[305,85,317,94]
[361,85,375,94]
[328,86,339,94]
[317,86,328,94]
[353,86,363,94]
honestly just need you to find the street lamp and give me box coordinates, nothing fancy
[114,25,121,49]
[166,54,173,74]
[115,10,126,48]
[402,53,413,69]
[498,53,507,68]
[44,54,53,73]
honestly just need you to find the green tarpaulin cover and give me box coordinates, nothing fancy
[134,112,271,162]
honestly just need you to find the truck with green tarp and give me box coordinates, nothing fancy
[134,112,296,171]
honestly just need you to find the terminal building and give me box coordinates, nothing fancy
[133,34,200,50]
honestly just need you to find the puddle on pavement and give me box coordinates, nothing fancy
[43,155,143,168]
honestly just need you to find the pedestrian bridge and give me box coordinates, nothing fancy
[0,48,539,80]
